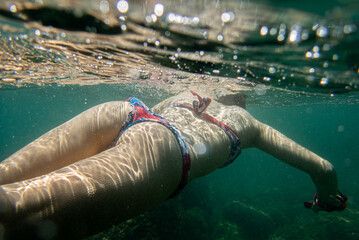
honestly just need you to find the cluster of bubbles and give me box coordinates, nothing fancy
[5,1,358,92]
[10,0,356,47]
[99,0,237,41]
[257,19,358,88]
[260,22,357,43]
[144,2,203,28]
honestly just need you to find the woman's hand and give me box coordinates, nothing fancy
[304,191,348,213]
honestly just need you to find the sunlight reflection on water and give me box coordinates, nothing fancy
[0,0,358,103]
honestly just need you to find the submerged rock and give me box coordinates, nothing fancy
[222,200,276,239]
[269,208,359,240]
[212,220,245,240]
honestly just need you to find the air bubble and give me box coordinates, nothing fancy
[289,30,299,42]
[320,77,329,85]
[323,43,331,51]
[192,17,200,26]
[9,4,17,13]
[202,31,208,39]
[277,34,285,41]
[99,0,109,13]
[154,3,164,17]
[343,24,355,34]
[117,0,129,13]
[301,31,309,40]
[263,77,271,82]
[121,24,127,31]
[316,26,328,37]
[34,29,41,36]
[221,11,235,23]
[270,28,277,35]
[260,26,268,36]
[269,66,276,74]
[217,34,224,41]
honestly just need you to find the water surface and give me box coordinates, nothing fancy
[0,0,358,239]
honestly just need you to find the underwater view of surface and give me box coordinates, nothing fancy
[0,0,359,239]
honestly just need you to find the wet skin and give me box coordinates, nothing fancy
[0,91,339,239]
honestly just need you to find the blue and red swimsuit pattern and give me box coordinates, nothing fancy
[112,92,241,197]
[111,97,191,197]
[172,91,241,167]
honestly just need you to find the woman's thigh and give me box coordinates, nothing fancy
[0,101,130,185]
[0,122,183,239]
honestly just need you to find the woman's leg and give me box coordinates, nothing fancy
[0,101,131,185]
[0,122,183,239]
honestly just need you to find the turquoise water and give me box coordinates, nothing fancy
[1,85,358,239]
[1,0,359,239]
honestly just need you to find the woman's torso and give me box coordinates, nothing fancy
[151,91,257,179]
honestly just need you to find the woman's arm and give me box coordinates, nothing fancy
[0,101,131,185]
[252,120,343,209]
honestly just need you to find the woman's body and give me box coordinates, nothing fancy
[0,91,344,239]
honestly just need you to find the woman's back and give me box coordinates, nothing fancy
[152,91,257,178]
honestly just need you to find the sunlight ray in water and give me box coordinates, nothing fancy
[0,1,358,239]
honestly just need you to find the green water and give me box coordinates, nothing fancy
[1,85,358,239]
[0,0,359,238]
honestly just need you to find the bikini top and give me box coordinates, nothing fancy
[172,91,241,167]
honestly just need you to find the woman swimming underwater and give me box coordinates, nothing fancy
[0,91,347,239]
